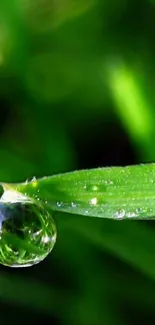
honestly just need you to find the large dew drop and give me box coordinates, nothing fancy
[0,186,56,267]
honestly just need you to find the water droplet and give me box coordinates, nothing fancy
[91,185,98,191]
[25,177,38,188]
[84,184,99,192]
[115,209,125,220]
[104,180,113,185]
[127,212,136,218]
[57,201,62,208]
[0,189,56,268]
[136,208,141,213]
[71,202,76,208]
[25,176,37,184]
[89,198,98,205]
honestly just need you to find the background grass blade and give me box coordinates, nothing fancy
[66,216,155,281]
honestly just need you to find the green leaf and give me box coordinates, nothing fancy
[9,163,155,220]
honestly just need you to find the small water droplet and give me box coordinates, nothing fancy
[136,208,141,213]
[84,184,99,191]
[57,201,62,208]
[25,176,37,184]
[89,198,98,205]
[25,177,38,188]
[71,202,76,208]
[115,209,125,220]
[0,188,56,268]
[104,180,113,185]
[91,185,98,191]
[127,212,136,218]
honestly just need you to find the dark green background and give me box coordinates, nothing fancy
[0,0,155,324]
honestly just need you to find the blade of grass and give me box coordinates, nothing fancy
[66,217,155,281]
[106,60,155,161]
[7,163,155,220]
[107,62,152,141]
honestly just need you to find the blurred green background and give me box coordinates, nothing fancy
[1,0,155,324]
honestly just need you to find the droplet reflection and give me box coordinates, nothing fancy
[0,187,56,267]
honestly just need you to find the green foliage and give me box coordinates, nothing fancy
[10,163,155,220]
[1,0,155,325]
